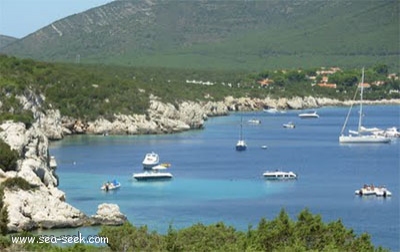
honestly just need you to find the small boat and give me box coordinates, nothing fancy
[263,108,286,114]
[142,152,160,169]
[355,184,392,197]
[101,179,121,191]
[248,119,261,125]
[263,108,279,114]
[298,111,319,119]
[49,156,57,169]
[263,170,297,180]
[133,164,173,181]
[283,122,295,129]
[383,127,400,138]
[236,117,247,151]
[261,145,268,149]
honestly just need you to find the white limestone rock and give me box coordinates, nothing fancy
[38,109,64,140]
[0,121,27,155]
[4,187,87,231]
[91,203,127,226]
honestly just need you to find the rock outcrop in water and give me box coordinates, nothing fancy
[90,203,127,226]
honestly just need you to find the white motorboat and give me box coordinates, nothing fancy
[383,127,400,138]
[339,68,390,144]
[264,108,279,114]
[49,156,57,169]
[142,152,160,169]
[263,108,286,114]
[283,122,295,129]
[133,164,173,181]
[355,184,392,197]
[101,179,121,191]
[263,170,297,180]
[248,119,261,125]
[298,111,319,119]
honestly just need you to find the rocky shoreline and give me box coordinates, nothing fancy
[35,95,400,140]
[1,92,398,233]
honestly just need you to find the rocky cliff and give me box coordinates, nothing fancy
[0,121,126,232]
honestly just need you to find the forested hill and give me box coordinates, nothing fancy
[1,0,398,71]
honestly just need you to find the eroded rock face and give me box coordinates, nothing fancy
[0,121,57,187]
[0,121,126,232]
[4,186,87,232]
[37,109,64,140]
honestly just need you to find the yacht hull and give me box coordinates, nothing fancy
[236,145,247,151]
[133,173,173,181]
[339,135,391,144]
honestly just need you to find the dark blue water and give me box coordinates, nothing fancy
[48,105,399,250]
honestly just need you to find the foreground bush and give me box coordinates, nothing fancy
[99,208,389,252]
[0,208,388,251]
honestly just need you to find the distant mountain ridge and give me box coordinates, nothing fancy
[1,0,398,70]
[0,35,17,49]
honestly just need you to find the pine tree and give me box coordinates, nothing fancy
[0,206,8,236]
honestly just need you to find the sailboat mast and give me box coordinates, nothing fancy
[357,67,364,132]
[240,117,243,140]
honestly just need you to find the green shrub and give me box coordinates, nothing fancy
[0,140,19,172]
[1,177,38,191]
[99,208,388,251]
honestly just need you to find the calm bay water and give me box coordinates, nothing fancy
[48,105,399,250]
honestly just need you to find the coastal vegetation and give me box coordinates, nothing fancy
[0,55,398,124]
[0,208,388,251]
[0,139,19,172]
[1,177,38,191]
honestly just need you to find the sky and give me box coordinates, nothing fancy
[0,0,114,38]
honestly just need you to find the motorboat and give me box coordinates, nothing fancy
[355,184,392,197]
[263,108,286,114]
[383,127,400,138]
[339,68,390,144]
[298,111,319,119]
[101,179,121,191]
[263,108,279,114]
[49,156,57,169]
[133,164,173,181]
[263,170,297,180]
[283,122,295,129]
[248,119,261,125]
[142,152,160,169]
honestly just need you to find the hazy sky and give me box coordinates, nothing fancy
[0,0,113,38]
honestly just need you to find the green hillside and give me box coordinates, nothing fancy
[1,55,398,125]
[1,0,398,71]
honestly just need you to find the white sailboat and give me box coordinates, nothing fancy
[236,117,247,151]
[339,68,391,144]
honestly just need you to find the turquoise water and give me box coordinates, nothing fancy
[48,105,399,250]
